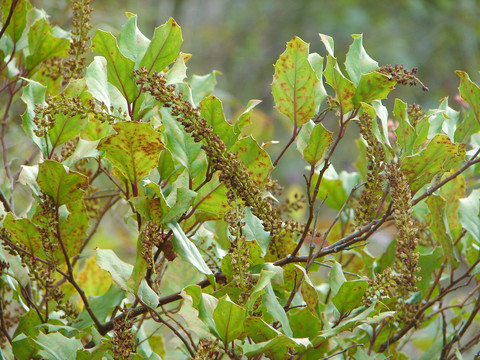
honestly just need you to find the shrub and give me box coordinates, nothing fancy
[1,1,480,359]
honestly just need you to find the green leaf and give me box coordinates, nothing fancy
[401,134,465,194]
[394,99,415,155]
[21,79,50,153]
[319,33,334,56]
[33,332,83,360]
[167,222,213,275]
[189,71,220,106]
[91,30,138,103]
[344,34,378,86]
[183,285,220,338]
[323,55,356,113]
[458,189,480,244]
[118,14,150,66]
[242,208,271,257]
[455,71,480,129]
[242,335,311,359]
[48,80,90,148]
[3,214,44,259]
[244,317,281,343]
[353,72,395,106]
[289,308,322,339]
[200,96,237,149]
[426,195,456,265]
[58,200,89,259]
[271,36,317,126]
[12,310,41,359]
[139,17,182,75]
[307,53,328,111]
[63,139,102,167]
[166,52,189,85]
[328,261,346,297]
[96,249,133,291]
[37,160,88,206]
[213,295,246,343]
[161,108,206,178]
[98,122,164,185]
[26,18,69,70]
[230,136,273,185]
[332,280,368,314]
[296,120,333,166]
[161,186,196,223]
[85,56,128,113]
[1,0,31,45]
[193,176,230,222]
[234,99,262,135]
[264,282,292,337]
[294,265,319,315]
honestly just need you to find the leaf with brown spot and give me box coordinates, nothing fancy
[296,120,333,166]
[454,71,480,142]
[323,55,356,113]
[98,122,164,185]
[352,72,395,107]
[271,36,317,126]
[401,134,465,194]
[332,280,368,314]
[394,99,415,156]
[37,160,88,206]
[230,136,273,185]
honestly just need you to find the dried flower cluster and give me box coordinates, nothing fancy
[193,338,221,359]
[112,307,136,360]
[407,103,425,127]
[378,64,429,91]
[355,112,386,226]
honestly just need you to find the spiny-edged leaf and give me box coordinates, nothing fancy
[37,160,88,206]
[345,34,378,86]
[458,189,480,244]
[263,282,292,337]
[456,71,480,128]
[33,331,83,360]
[332,280,368,314]
[323,55,356,113]
[26,18,69,70]
[58,200,89,259]
[98,122,164,185]
[139,17,182,75]
[1,0,32,44]
[394,99,415,155]
[294,265,319,315]
[213,295,246,343]
[200,96,237,149]
[401,134,465,194]
[272,36,317,126]
[307,53,328,111]
[21,80,50,153]
[353,72,395,106]
[242,335,311,359]
[48,79,90,148]
[3,213,44,258]
[85,56,129,112]
[183,285,220,338]
[296,120,333,166]
[319,33,334,56]
[161,108,206,178]
[166,52,190,85]
[73,284,125,330]
[234,99,262,135]
[91,30,138,103]
[426,195,457,266]
[189,71,220,106]
[167,222,213,275]
[230,136,273,185]
[194,176,230,222]
[118,14,150,66]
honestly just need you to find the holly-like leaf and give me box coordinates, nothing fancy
[183,285,220,337]
[3,213,44,259]
[458,189,480,244]
[118,14,150,66]
[139,17,182,75]
[91,30,138,103]
[98,122,164,185]
[189,71,220,106]
[271,36,317,126]
[26,18,69,70]
[353,72,395,106]
[344,34,378,86]
[1,0,32,45]
[241,335,311,359]
[166,52,190,85]
[33,332,83,360]
[167,222,213,276]
[456,71,480,128]
[394,99,415,155]
[213,295,246,343]
[296,120,333,166]
[323,55,356,113]
[332,280,368,314]
[401,134,465,194]
[58,200,89,259]
[200,96,237,149]
[230,136,273,185]
[37,160,88,206]
[426,195,456,265]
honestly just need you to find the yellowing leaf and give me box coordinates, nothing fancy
[271,37,317,126]
[98,122,164,185]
